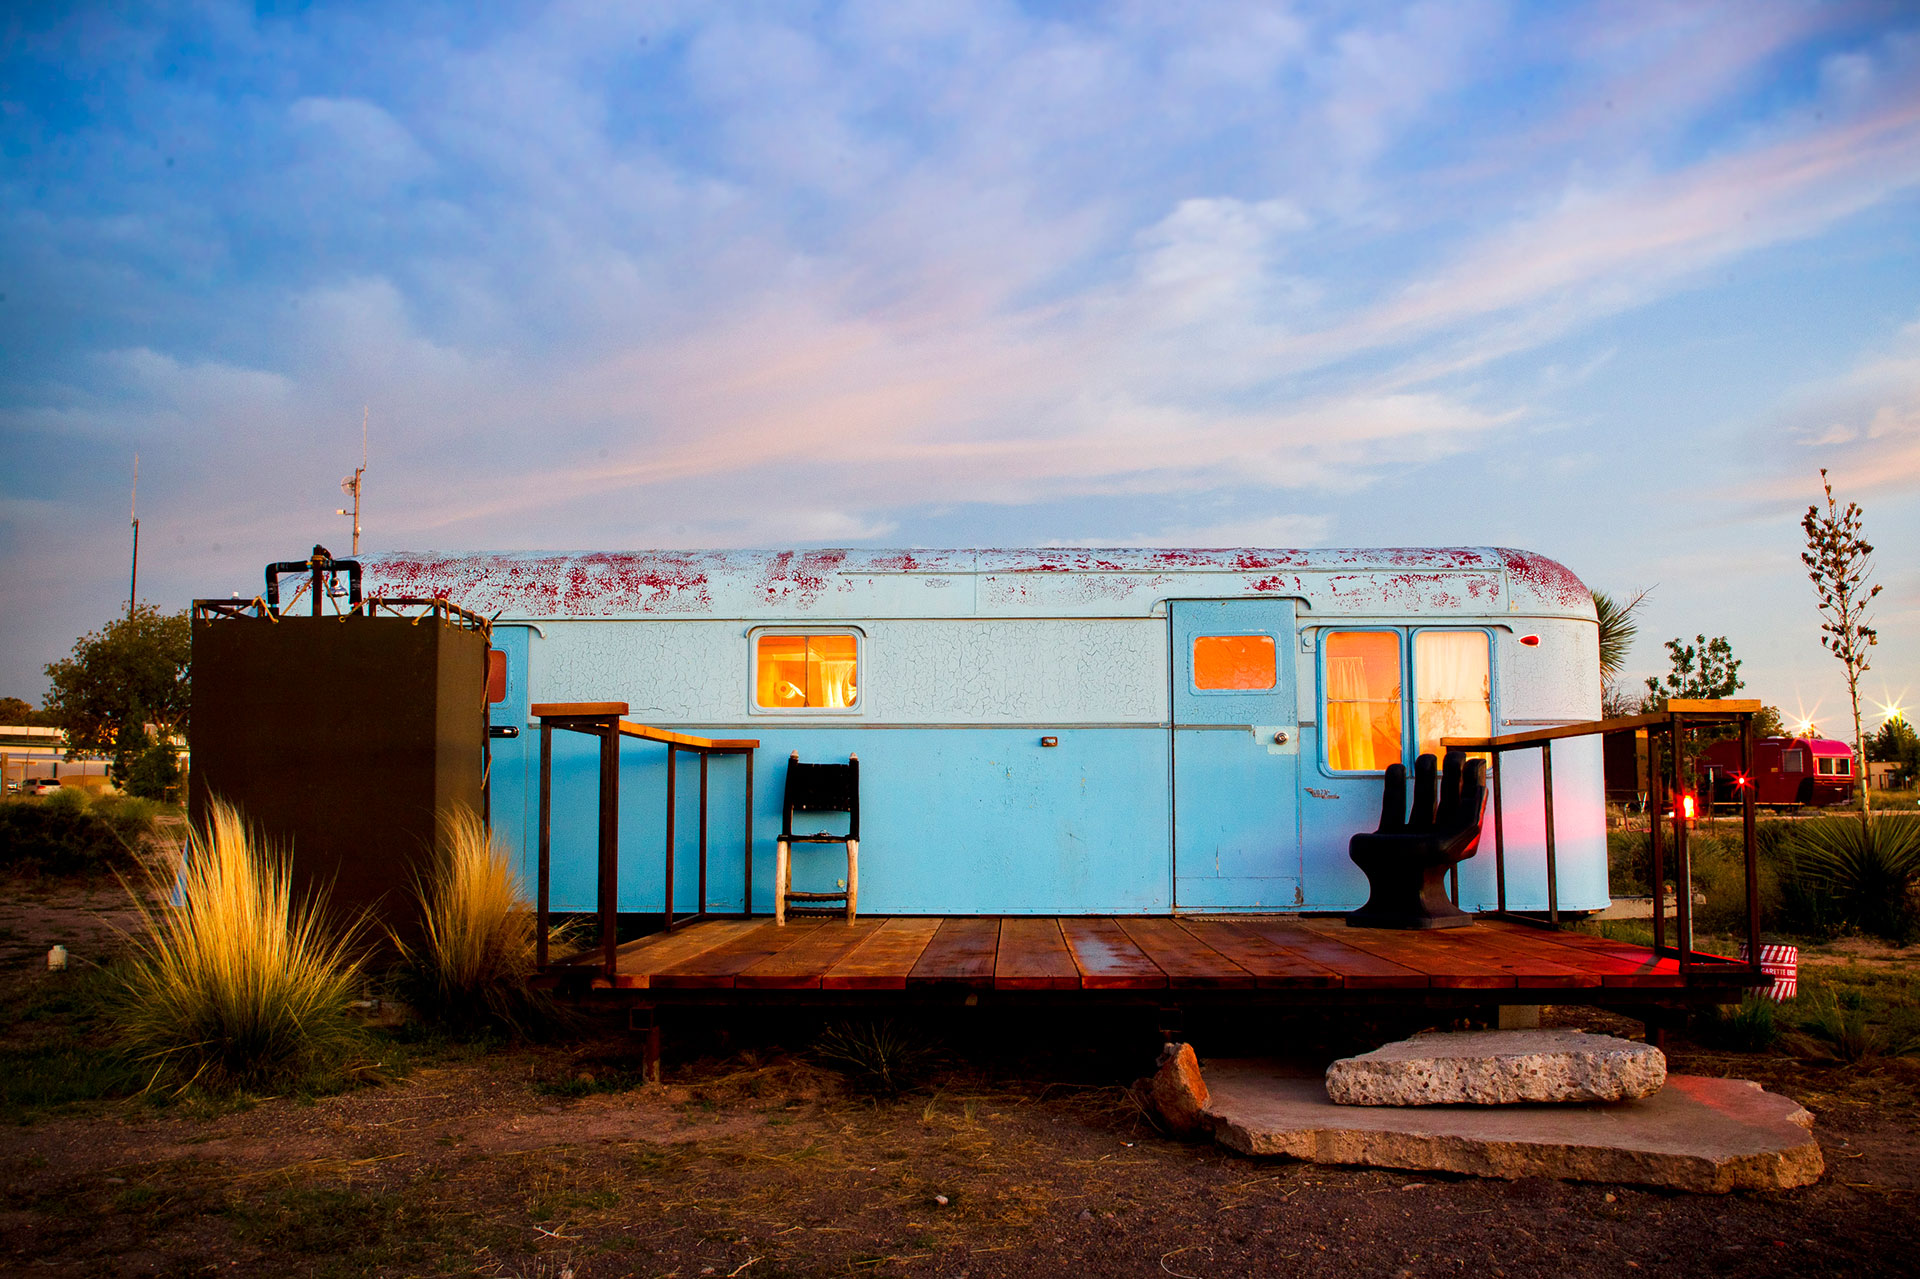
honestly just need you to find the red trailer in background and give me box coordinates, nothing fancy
[1703,735,1856,809]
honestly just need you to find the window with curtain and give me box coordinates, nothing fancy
[755,633,859,709]
[1325,631,1402,771]
[1414,631,1491,759]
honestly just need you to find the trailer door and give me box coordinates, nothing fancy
[1171,600,1302,910]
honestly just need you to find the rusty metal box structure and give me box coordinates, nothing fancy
[189,605,489,941]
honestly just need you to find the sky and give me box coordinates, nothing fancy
[2,0,1916,732]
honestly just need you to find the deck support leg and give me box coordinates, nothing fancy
[1155,1006,1184,1044]
[630,1007,662,1086]
[1636,1006,1687,1051]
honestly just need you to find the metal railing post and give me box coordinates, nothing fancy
[1492,750,1506,914]
[599,716,620,981]
[537,721,552,970]
[1743,711,1762,970]
[1542,740,1558,925]
[1672,714,1693,970]
[743,748,755,916]
[664,744,678,930]
[698,750,710,918]
[1649,733,1666,957]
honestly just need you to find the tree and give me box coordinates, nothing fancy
[1802,469,1881,823]
[43,605,191,793]
[1869,717,1919,788]
[1594,587,1652,719]
[0,696,50,726]
[1643,634,1744,705]
[1753,705,1786,739]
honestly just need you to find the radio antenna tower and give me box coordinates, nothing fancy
[336,407,367,556]
[128,452,139,615]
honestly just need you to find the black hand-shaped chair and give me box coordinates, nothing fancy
[1346,751,1487,930]
[774,752,860,926]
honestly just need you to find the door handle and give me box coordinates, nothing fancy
[1272,731,1289,746]
[489,725,521,739]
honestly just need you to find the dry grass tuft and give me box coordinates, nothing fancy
[399,806,547,1031]
[114,798,367,1092]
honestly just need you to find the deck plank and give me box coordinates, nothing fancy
[1115,918,1254,988]
[1298,922,1515,989]
[994,918,1080,990]
[1432,927,1602,989]
[1227,921,1428,989]
[823,918,944,991]
[907,918,1001,988]
[1476,922,1694,988]
[1180,922,1340,988]
[1060,918,1166,990]
[736,920,885,990]
[650,919,824,989]
[603,920,766,987]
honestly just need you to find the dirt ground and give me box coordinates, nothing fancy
[5,877,1920,1279]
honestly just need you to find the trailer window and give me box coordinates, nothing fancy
[1783,750,1804,773]
[755,633,859,710]
[1414,631,1491,758]
[1817,756,1851,777]
[1193,634,1277,691]
[1325,632,1402,771]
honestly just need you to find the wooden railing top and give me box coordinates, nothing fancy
[530,702,758,751]
[1442,698,1764,752]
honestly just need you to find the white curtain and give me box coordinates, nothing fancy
[1415,631,1490,757]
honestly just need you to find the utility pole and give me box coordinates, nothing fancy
[129,452,139,616]
[336,406,367,556]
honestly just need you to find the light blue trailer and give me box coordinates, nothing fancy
[360,548,1606,918]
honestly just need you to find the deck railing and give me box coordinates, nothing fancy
[532,702,758,981]
[1444,697,1763,977]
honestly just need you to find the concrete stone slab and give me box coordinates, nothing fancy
[1325,1029,1665,1106]
[1206,1060,1821,1193]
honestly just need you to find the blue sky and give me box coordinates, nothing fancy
[2,1,1916,730]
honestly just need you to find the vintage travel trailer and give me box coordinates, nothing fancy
[1702,734,1858,809]
[360,547,1607,920]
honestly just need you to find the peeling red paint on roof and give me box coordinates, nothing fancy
[352,547,1591,620]
[1497,548,1591,612]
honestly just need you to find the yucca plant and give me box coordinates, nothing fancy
[398,807,545,1032]
[1783,816,1920,943]
[114,799,367,1092]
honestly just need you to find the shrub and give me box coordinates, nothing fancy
[1778,816,1920,943]
[814,1019,932,1094]
[113,799,367,1092]
[1800,989,1883,1061]
[397,807,543,1032]
[0,789,154,876]
[1696,994,1781,1053]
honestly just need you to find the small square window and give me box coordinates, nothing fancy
[1193,634,1276,691]
[754,633,859,710]
[1783,750,1804,773]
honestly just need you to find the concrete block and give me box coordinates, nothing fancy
[1326,1029,1664,1106]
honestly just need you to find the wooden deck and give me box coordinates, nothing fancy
[541,916,1754,1005]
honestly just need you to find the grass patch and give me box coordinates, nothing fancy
[397,806,555,1034]
[0,965,147,1122]
[815,1019,935,1095]
[112,798,371,1093]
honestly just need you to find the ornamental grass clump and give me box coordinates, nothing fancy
[399,807,543,1032]
[115,799,367,1092]
[1782,815,1920,943]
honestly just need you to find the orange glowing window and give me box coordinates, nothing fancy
[755,633,859,710]
[1325,631,1403,772]
[1193,634,1276,691]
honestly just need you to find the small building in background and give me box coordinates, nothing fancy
[0,725,112,794]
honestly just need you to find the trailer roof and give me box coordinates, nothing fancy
[357,546,1593,622]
